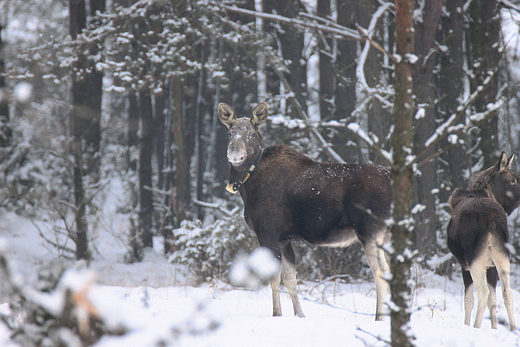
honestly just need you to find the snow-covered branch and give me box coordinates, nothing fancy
[416,70,498,164]
[222,5,362,42]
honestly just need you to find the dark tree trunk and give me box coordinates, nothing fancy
[439,0,466,203]
[138,90,154,249]
[318,0,334,120]
[69,0,90,261]
[334,0,358,162]
[82,0,106,179]
[155,92,166,192]
[467,0,500,168]
[390,0,416,345]
[127,91,139,171]
[412,0,442,255]
[264,0,307,118]
[0,24,11,151]
[171,76,188,228]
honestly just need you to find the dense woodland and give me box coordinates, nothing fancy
[3,0,520,345]
[1,0,520,305]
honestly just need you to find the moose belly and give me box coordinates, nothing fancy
[305,227,359,247]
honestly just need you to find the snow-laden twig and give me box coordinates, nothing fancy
[194,199,240,217]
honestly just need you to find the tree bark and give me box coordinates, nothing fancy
[171,76,188,228]
[138,90,154,249]
[0,24,11,151]
[69,0,90,261]
[467,0,500,168]
[412,0,442,255]
[390,0,416,345]
[439,0,466,204]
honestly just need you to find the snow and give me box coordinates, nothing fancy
[2,206,520,346]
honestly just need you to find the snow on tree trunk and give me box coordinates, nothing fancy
[390,0,416,346]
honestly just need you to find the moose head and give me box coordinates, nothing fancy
[218,102,268,173]
[468,152,520,215]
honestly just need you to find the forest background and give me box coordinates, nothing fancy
[2,0,520,328]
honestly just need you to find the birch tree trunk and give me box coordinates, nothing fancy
[390,0,415,345]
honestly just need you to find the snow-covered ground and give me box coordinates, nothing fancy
[1,210,520,346]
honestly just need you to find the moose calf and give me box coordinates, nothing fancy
[448,152,520,330]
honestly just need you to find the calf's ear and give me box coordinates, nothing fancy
[496,151,509,172]
[251,102,268,129]
[218,103,236,129]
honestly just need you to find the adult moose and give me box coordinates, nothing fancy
[218,102,392,320]
[447,152,520,331]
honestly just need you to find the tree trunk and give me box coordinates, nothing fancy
[171,76,188,228]
[69,0,90,261]
[439,0,466,204]
[318,0,334,120]
[334,0,358,162]
[467,0,500,168]
[138,90,154,249]
[390,0,416,345]
[0,24,11,151]
[82,0,105,180]
[127,91,139,171]
[412,0,442,255]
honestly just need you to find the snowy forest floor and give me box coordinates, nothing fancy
[2,209,520,346]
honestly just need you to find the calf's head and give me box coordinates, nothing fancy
[469,152,520,215]
[218,102,268,172]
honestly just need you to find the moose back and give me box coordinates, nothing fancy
[219,102,392,320]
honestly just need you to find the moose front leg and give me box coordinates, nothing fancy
[270,269,283,316]
[281,242,305,317]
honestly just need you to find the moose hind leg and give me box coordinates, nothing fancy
[281,242,305,317]
[462,270,474,326]
[362,233,390,321]
[486,267,498,329]
[468,258,490,329]
[491,244,516,331]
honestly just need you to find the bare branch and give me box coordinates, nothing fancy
[222,5,361,41]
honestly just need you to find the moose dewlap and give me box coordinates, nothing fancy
[448,152,520,331]
[219,102,392,320]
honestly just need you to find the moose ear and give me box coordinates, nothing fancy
[508,154,515,169]
[218,103,236,129]
[496,151,509,172]
[251,102,268,129]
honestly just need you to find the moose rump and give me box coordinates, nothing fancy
[218,102,392,321]
[447,152,520,331]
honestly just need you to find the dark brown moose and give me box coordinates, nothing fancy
[218,102,392,320]
[448,152,520,330]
